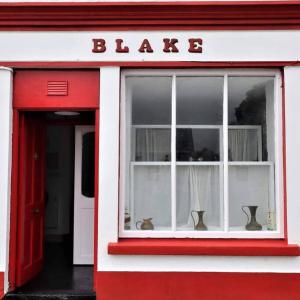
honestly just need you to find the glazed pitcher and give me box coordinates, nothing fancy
[242,205,262,231]
[136,218,154,230]
[191,210,207,231]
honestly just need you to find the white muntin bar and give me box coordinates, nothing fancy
[171,74,177,232]
[223,74,229,233]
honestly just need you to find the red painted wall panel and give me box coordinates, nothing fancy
[97,272,300,300]
[13,70,99,109]
[0,272,4,299]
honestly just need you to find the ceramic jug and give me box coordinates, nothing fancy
[191,210,207,231]
[136,218,154,230]
[242,205,262,231]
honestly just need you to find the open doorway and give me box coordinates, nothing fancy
[10,111,96,296]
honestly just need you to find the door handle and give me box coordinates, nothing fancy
[32,208,40,214]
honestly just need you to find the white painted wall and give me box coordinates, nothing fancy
[97,66,300,273]
[284,67,300,246]
[0,68,13,291]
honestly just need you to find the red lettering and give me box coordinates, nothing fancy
[188,38,203,53]
[163,38,179,53]
[92,39,106,53]
[138,39,154,53]
[115,39,129,53]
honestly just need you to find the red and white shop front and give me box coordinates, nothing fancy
[1,2,300,300]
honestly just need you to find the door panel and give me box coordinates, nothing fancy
[16,114,46,286]
[73,126,95,265]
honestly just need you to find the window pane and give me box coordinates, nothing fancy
[81,132,95,198]
[228,77,276,231]
[128,166,171,231]
[176,165,222,231]
[228,77,274,162]
[177,77,223,125]
[129,77,172,125]
[229,165,276,231]
[176,129,220,162]
[125,76,172,231]
[134,128,171,162]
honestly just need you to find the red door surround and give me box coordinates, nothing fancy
[13,70,99,109]
[9,70,100,291]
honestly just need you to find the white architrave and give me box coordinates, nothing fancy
[0,67,13,292]
[284,67,300,246]
[98,67,120,271]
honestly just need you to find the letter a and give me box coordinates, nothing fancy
[138,39,154,53]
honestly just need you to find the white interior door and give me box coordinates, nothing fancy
[73,126,95,265]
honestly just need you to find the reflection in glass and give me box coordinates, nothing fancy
[228,77,274,161]
[228,77,276,232]
[229,165,276,231]
[177,77,223,125]
[176,129,220,161]
[177,166,221,231]
[130,166,171,231]
[134,128,171,162]
[128,77,172,125]
[81,132,95,198]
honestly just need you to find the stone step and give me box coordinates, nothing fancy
[4,292,96,300]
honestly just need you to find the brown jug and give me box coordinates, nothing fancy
[191,210,207,231]
[242,205,262,231]
[136,218,154,230]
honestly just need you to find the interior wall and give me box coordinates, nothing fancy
[45,126,74,238]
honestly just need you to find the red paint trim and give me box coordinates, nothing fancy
[13,70,99,109]
[0,2,300,31]
[0,62,299,68]
[96,271,300,300]
[8,110,19,291]
[108,239,300,256]
[0,272,4,299]
[93,109,100,290]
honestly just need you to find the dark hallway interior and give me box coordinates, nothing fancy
[5,112,96,300]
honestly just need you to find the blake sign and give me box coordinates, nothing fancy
[92,38,203,53]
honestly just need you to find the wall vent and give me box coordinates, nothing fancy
[47,81,68,96]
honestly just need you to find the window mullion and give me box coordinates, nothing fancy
[223,74,229,233]
[171,74,177,232]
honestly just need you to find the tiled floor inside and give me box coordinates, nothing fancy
[6,242,95,298]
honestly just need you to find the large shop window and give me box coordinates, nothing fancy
[120,70,283,239]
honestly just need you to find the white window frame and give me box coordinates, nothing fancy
[119,69,284,239]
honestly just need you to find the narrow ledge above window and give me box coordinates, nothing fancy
[108,239,300,256]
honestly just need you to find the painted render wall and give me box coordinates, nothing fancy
[97,66,300,274]
[1,31,300,292]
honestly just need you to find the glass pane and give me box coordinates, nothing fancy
[177,77,223,125]
[81,132,95,198]
[228,77,274,161]
[129,77,172,125]
[176,129,220,162]
[127,166,171,231]
[228,77,276,232]
[134,128,171,162]
[229,165,276,231]
[176,165,222,231]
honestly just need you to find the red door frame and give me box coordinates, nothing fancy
[8,70,100,291]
